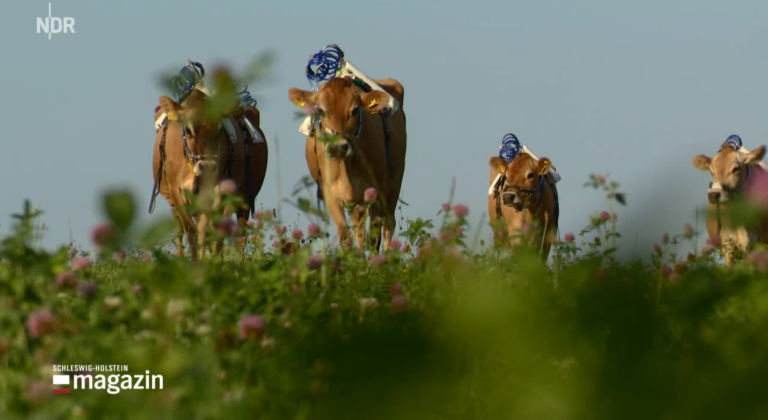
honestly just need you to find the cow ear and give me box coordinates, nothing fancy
[744,145,766,164]
[692,155,712,171]
[360,91,389,113]
[489,157,509,175]
[537,158,552,175]
[159,95,181,121]
[288,88,316,110]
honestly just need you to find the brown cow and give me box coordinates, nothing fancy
[692,144,768,265]
[487,153,560,261]
[287,76,407,252]
[151,89,268,259]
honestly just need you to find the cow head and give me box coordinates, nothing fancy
[489,153,552,212]
[159,90,224,177]
[692,145,766,204]
[288,77,389,160]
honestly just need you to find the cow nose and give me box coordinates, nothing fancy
[193,160,218,176]
[327,142,351,158]
[502,192,516,205]
[708,191,721,203]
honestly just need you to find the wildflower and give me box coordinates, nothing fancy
[370,254,386,267]
[706,235,722,247]
[653,244,662,254]
[56,271,77,288]
[686,253,696,263]
[746,170,768,209]
[661,264,672,276]
[683,224,694,238]
[77,282,97,299]
[595,174,605,184]
[454,227,464,236]
[389,282,403,296]
[290,268,299,278]
[104,296,122,308]
[133,285,142,294]
[28,381,49,405]
[675,260,688,273]
[90,223,116,248]
[669,272,681,284]
[359,297,379,312]
[563,232,575,243]
[239,315,265,340]
[308,223,321,238]
[594,237,601,244]
[441,203,451,212]
[390,238,402,250]
[701,244,714,256]
[749,251,768,272]
[595,268,606,282]
[166,299,187,319]
[115,250,126,261]
[27,309,55,339]
[255,220,264,229]
[307,255,322,269]
[662,233,670,244]
[364,188,378,202]
[292,229,304,240]
[599,211,610,222]
[452,204,469,218]
[72,256,91,271]
[141,255,151,263]
[219,179,237,194]
[438,231,452,243]
[390,295,408,313]
[400,243,411,253]
[217,219,239,237]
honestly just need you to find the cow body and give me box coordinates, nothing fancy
[488,153,560,261]
[151,89,268,259]
[692,143,768,265]
[289,77,407,252]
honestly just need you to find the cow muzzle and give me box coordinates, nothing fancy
[707,183,728,204]
[192,160,218,176]
[326,141,353,160]
[502,192,523,211]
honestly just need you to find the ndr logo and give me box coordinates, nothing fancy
[37,3,75,40]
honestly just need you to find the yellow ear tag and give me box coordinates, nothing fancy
[498,166,506,174]
[167,111,178,121]
[368,98,379,109]
[293,98,306,108]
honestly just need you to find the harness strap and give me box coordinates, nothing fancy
[493,174,506,219]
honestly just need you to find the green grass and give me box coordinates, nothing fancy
[2,172,768,420]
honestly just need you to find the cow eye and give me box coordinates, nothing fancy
[732,166,740,173]
[350,107,359,117]
[527,172,535,179]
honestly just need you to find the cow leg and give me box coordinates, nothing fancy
[171,190,197,260]
[174,220,185,257]
[196,213,210,260]
[367,205,385,254]
[236,209,249,261]
[328,200,352,250]
[350,205,369,252]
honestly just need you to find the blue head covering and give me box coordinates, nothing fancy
[721,134,743,151]
[499,133,521,162]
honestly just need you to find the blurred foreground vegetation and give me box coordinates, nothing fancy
[2,172,768,420]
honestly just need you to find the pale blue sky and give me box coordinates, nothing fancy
[2,0,768,257]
